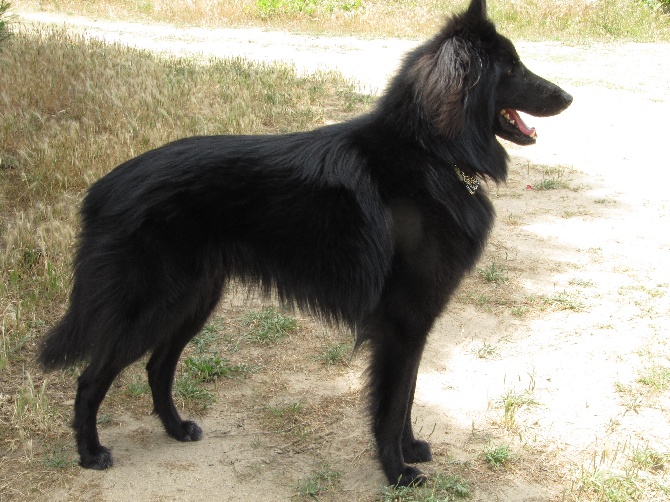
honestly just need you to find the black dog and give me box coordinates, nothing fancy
[39,0,571,487]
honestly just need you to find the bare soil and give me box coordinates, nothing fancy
[15,11,670,501]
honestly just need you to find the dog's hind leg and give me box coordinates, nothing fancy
[146,285,223,442]
[146,322,205,442]
[74,357,134,469]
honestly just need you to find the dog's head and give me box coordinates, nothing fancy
[491,33,573,145]
[409,0,572,146]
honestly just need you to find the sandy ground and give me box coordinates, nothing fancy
[16,10,670,502]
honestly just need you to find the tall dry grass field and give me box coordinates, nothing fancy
[0,28,370,498]
[20,0,670,41]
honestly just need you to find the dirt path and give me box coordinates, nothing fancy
[17,10,670,501]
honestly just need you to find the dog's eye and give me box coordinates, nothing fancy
[506,63,515,75]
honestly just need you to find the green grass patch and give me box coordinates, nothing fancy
[477,262,508,284]
[543,291,584,312]
[501,388,539,430]
[637,365,670,392]
[241,307,298,344]
[532,166,571,191]
[574,443,670,501]
[484,444,511,469]
[182,354,251,382]
[42,445,77,469]
[380,473,470,501]
[256,0,362,18]
[126,376,150,397]
[296,464,342,499]
[174,373,216,409]
[534,177,567,191]
[190,322,222,353]
[0,0,11,44]
[175,349,252,408]
[315,341,352,367]
[576,468,643,501]
[630,446,669,472]
[473,341,499,359]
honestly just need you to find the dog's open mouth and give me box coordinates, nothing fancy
[495,108,537,145]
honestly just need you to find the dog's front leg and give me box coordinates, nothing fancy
[401,376,433,464]
[367,317,429,487]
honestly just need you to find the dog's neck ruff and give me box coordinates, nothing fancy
[454,166,480,195]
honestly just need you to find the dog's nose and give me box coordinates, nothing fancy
[560,91,573,107]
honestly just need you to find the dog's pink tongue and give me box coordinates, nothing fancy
[505,109,536,137]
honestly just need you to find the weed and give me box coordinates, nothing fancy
[191,322,222,353]
[296,464,342,498]
[638,365,670,392]
[474,342,499,359]
[14,372,52,433]
[97,413,113,426]
[575,442,670,500]
[630,446,668,472]
[380,472,470,501]
[182,354,251,382]
[562,209,591,218]
[576,468,643,502]
[268,400,304,418]
[614,383,643,415]
[256,0,362,18]
[242,307,298,344]
[0,327,29,370]
[501,388,538,430]
[606,418,621,433]
[315,342,352,367]
[265,400,310,438]
[484,444,511,469]
[0,0,11,44]
[543,291,584,311]
[534,178,558,190]
[126,376,150,397]
[568,278,595,287]
[174,373,215,410]
[431,474,471,498]
[505,212,524,226]
[477,262,508,284]
[509,305,529,317]
[42,445,76,469]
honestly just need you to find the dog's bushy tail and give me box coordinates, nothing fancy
[38,309,86,370]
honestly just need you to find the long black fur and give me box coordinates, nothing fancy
[39,0,572,486]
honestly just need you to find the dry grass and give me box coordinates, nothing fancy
[19,0,670,41]
[0,27,371,499]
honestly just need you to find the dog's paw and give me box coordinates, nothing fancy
[402,439,433,463]
[392,465,428,487]
[179,420,203,442]
[79,446,113,470]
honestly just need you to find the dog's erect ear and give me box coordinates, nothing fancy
[412,38,471,138]
[464,0,487,21]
